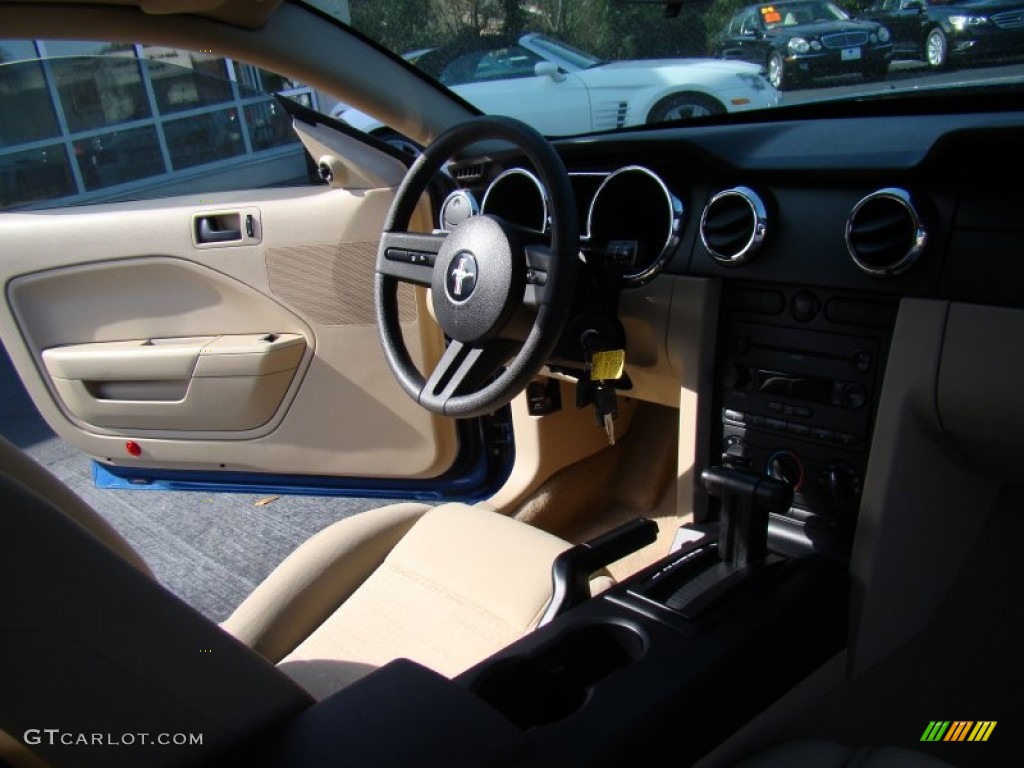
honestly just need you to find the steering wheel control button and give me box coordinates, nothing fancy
[446,252,478,303]
[432,215,526,344]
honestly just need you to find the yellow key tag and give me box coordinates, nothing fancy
[590,349,625,381]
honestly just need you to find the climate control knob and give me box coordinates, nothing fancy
[819,462,862,502]
[766,450,803,491]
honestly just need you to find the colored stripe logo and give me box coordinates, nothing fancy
[920,721,996,742]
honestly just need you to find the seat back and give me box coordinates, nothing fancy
[0,459,311,767]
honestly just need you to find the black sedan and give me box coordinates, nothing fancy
[714,1,895,89]
[860,0,1024,69]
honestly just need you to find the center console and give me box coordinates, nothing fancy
[712,282,897,558]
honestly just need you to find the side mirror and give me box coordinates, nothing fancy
[905,0,925,11]
[535,61,566,82]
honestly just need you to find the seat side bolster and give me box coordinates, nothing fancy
[221,502,432,663]
[0,435,153,577]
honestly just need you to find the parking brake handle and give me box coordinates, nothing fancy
[539,517,658,627]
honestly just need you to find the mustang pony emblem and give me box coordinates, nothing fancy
[447,253,478,301]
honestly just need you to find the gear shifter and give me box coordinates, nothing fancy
[633,466,794,620]
[701,466,793,567]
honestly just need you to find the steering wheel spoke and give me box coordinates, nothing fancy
[377,231,446,287]
[422,339,517,408]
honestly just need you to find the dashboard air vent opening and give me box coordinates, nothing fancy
[454,163,486,181]
[845,188,927,276]
[700,186,767,266]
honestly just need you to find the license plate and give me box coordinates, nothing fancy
[841,47,862,61]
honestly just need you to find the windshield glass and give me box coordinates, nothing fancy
[319,2,1023,138]
[527,35,605,69]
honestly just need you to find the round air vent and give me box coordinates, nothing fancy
[700,187,767,266]
[845,188,927,276]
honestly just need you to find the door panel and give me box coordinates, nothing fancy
[41,333,306,431]
[0,184,458,479]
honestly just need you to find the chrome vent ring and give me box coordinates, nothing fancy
[700,187,768,266]
[846,188,927,276]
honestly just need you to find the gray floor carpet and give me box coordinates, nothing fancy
[1,345,406,623]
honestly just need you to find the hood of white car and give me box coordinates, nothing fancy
[597,59,765,76]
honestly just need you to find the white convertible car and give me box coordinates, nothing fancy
[337,32,781,142]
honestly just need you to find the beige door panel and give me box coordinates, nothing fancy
[0,185,457,479]
[42,334,305,431]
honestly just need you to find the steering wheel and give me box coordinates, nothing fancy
[375,116,578,418]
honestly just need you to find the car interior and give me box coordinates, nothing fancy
[0,1,1021,767]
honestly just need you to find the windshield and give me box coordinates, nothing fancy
[527,35,605,69]
[308,0,1024,138]
[760,2,851,27]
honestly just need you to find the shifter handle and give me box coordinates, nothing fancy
[701,466,793,567]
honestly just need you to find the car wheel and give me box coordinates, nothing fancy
[925,27,948,69]
[647,92,726,122]
[768,52,789,91]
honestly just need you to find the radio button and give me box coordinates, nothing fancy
[811,427,834,442]
[787,422,810,437]
[834,431,860,447]
[746,414,765,427]
[842,383,868,409]
[767,402,783,413]
[723,441,753,469]
[791,290,821,323]
[766,417,787,431]
[723,409,745,424]
[851,349,872,373]
[794,406,813,418]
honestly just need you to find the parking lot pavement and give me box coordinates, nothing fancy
[1,346,404,622]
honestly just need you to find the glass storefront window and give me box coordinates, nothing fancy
[143,47,235,114]
[0,143,75,208]
[73,126,163,191]
[245,98,302,151]
[164,108,245,170]
[0,58,60,145]
[50,53,151,133]
[0,40,318,208]
[235,62,304,94]
[0,39,39,63]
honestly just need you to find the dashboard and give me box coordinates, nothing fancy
[439,100,1024,559]
[440,164,684,288]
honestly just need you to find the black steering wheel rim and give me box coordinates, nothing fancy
[375,115,578,418]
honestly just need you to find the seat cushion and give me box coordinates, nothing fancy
[277,502,575,698]
[222,502,433,663]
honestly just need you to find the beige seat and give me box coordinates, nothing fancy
[0,435,608,765]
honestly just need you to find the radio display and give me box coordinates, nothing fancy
[753,369,833,405]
